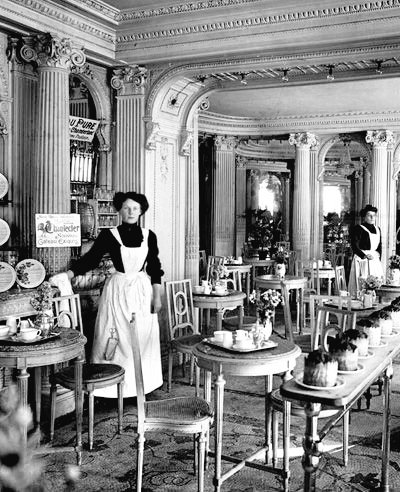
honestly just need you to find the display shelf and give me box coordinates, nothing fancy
[88,198,119,236]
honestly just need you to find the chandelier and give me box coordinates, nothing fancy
[337,140,354,177]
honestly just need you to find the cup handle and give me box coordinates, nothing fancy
[37,330,42,336]
[28,319,34,327]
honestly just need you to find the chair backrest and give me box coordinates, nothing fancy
[297,259,321,294]
[165,279,197,340]
[335,266,347,294]
[130,313,146,432]
[312,303,356,352]
[52,293,83,333]
[287,250,297,276]
[206,256,225,282]
[225,269,241,291]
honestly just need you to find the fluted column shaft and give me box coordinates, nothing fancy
[289,133,317,261]
[235,157,247,256]
[309,145,320,258]
[20,34,86,273]
[111,66,147,193]
[366,130,395,271]
[284,177,290,242]
[362,167,371,208]
[213,136,236,256]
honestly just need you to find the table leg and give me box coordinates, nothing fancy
[216,308,224,332]
[283,293,294,343]
[302,402,322,492]
[381,363,393,492]
[74,352,84,465]
[213,366,225,492]
[283,399,291,492]
[16,367,30,445]
[265,375,273,464]
[34,366,42,425]
[246,272,250,310]
[238,305,244,329]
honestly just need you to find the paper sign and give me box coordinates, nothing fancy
[69,116,99,142]
[35,214,81,247]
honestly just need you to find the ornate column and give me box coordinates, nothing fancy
[366,130,395,271]
[235,156,247,256]
[213,136,236,256]
[20,34,85,273]
[362,164,371,208]
[309,141,320,258]
[111,66,147,193]
[283,176,290,242]
[289,132,318,261]
[250,170,259,210]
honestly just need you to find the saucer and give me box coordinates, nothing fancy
[338,363,364,375]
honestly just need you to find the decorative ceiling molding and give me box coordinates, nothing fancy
[118,0,261,21]
[198,110,400,136]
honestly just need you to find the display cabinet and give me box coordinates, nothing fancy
[88,197,119,237]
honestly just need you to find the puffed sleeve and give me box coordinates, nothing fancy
[145,230,164,284]
[350,225,366,259]
[70,229,111,276]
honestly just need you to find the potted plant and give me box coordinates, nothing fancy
[388,255,400,286]
[360,275,383,308]
[274,249,289,278]
[246,209,273,258]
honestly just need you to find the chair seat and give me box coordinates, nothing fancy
[52,363,125,388]
[171,334,203,351]
[146,396,213,421]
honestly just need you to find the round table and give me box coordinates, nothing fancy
[243,258,276,289]
[193,338,301,491]
[0,329,86,463]
[255,275,308,341]
[193,290,246,335]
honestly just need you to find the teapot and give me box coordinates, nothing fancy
[34,310,74,336]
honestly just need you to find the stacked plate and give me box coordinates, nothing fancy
[0,259,46,293]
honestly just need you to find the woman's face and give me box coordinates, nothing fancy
[364,211,376,224]
[119,198,141,224]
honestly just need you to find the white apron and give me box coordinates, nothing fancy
[348,225,384,296]
[91,228,163,398]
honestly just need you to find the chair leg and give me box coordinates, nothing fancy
[34,367,42,425]
[272,410,278,468]
[182,354,186,378]
[117,382,123,434]
[189,355,195,386]
[343,411,349,466]
[168,350,173,392]
[136,433,145,492]
[195,365,200,398]
[283,401,291,492]
[88,390,94,450]
[49,382,57,441]
[197,431,206,492]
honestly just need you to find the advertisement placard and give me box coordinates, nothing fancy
[69,116,99,142]
[35,214,81,248]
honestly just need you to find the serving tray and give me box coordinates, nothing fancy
[195,290,231,297]
[204,337,278,353]
[0,332,60,345]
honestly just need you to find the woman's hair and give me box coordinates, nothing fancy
[360,204,378,217]
[113,191,149,214]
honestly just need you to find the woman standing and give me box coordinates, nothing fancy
[348,204,384,297]
[61,191,164,398]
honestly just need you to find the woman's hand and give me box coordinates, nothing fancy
[151,284,162,313]
[366,254,374,260]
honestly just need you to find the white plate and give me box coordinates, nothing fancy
[338,363,364,375]
[15,259,46,288]
[0,219,10,246]
[295,372,345,391]
[368,340,388,348]
[359,351,374,360]
[381,330,400,338]
[0,262,16,292]
[0,173,8,199]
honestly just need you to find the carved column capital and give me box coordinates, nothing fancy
[179,129,193,157]
[198,97,210,111]
[236,156,247,168]
[0,121,8,135]
[366,130,395,148]
[215,135,236,151]
[111,65,148,94]
[20,34,85,70]
[145,120,160,150]
[289,132,318,149]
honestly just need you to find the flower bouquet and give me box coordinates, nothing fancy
[249,288,283,323]
[210,264,229,288]
[388,255,400,270]
[30,281,55,335]
[274,249,289,265]
[360,275,383,292]
[388,255,400,286]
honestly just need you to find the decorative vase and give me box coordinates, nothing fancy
[389,268,400,286]
[363,291,374,308]
[34,309,54,337]
[262,317,273,341]
[275,262,286,278]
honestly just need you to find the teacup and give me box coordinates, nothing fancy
[222,331,233,348]
[214,286,226,294]
[235,329,247,340]
[193,285,205,295]
[19,320,33,331]
[213,331,225,343]
[5,316,20,334]
[0,325,10,338]
[17,328,41,342]
[235,337,253,349]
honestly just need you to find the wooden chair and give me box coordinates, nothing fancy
[165,280,203,393]
[130,313,213,492]
[335,265,348,294]
[50,294,124,451]
[271,304,356,490]
[199,250,207,280]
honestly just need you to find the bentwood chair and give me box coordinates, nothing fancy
[130,313,213,492]
[49,294,125,450]
[165,280,203,393]
[272,305,356,490]
[205,255,225,283]
[335,265,348,294]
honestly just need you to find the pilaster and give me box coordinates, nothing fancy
[111,65,147,193]
[213,135,236,256]
[366,130,395,270]
[235,156,247,256]
[289,132,318,261]
[309,142,320,259]
[20,34,85,273]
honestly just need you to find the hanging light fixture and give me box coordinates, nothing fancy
[281,69,289,82]
[375,59,383,75]
[326,65,335,81]
[337,140,353,177]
